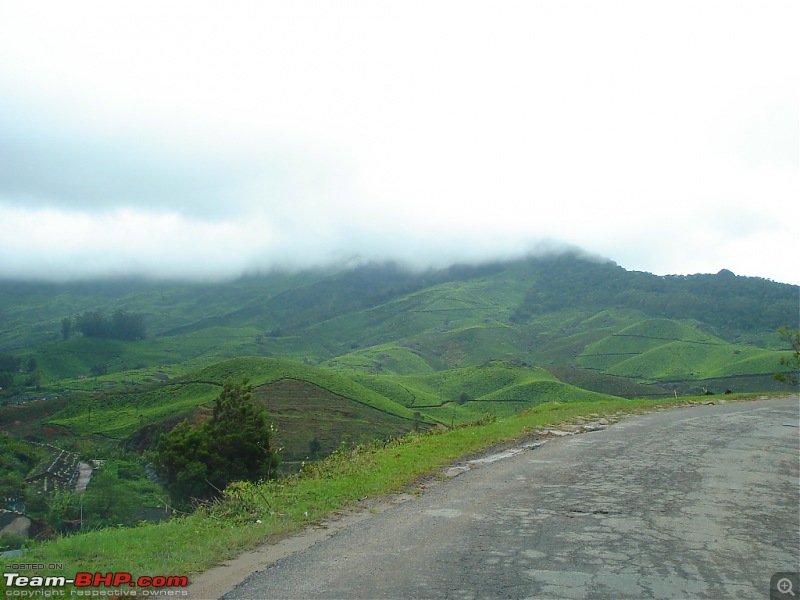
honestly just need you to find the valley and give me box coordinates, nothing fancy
[0,252,797,551]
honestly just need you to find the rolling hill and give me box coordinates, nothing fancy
[45,358,424,460]
[1,249,795,543]
[1,251,797,404]
[40,356,625,462]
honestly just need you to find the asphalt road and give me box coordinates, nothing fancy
[222,396,800,599]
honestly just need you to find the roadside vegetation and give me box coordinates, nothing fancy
[13,392,779,591]
[774,326,800,386]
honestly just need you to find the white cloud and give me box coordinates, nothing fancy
[0,1,797,283]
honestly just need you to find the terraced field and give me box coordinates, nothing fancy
[254,378,416,461]
[42,357,630,460]
[3,255,796,461]
[353,361,622,424]
[45,358,428,456]
[575,318,786,383]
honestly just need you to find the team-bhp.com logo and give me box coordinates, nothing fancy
[4,572,188,596]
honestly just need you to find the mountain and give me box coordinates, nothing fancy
[3,251,796,539]
[1,251,797,401]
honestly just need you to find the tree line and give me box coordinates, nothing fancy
[61,309,146,341]
[510,254,799,332]
[0,354,40,393]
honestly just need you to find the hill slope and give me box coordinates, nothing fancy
[45,358,425,458]
[1,251,797,398]
[42,357,624,461]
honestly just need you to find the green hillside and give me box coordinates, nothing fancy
[576,318,790,383]
[46,357,428,459]
[352,361,621,423]
[1,251,796,541]
[1,252,797,403]
[40,357,629,462]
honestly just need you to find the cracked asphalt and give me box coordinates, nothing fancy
[222,396,799,599]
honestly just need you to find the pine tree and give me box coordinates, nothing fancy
[156,380,278,508]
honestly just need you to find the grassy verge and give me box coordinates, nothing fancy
[9,392,777,593]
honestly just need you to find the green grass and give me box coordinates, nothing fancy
[45,358,625,443]
[252,378,418,460]
[350,361,620,425]
[574,317,787,382]
[32,327,267,390]
[598,342,784,381]
[543,366,672,398]
[45,357,427,442]
[13,392,778,594]
[187,357,423,420]
[4,263,793,400]
[49,383,220,438]
[321,342,436,375]
[44,356,475,467]
[299,275,528,359]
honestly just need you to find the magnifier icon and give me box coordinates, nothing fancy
[778,578,796,597]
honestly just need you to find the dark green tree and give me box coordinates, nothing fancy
[90,363,109,377]
[42,489,80,531]
[80,462,144,527]
[0,353,20,373]
[25,370,42,389]
[774,326,800,387]
[111,309,146,340]
[155,421,213,506]
[74,310,146,340]
[0,372,12,393]
[205,380,278,486]
[61,317,73,341]
[0,473,28,507]
[156,380,278,508]
[0,353,18,393]
[76,311,112,338]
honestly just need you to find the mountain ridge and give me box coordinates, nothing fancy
[1,250,797,399]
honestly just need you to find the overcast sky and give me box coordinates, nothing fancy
[0,1,797,284]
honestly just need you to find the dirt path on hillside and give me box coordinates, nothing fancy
[74,462,93,491]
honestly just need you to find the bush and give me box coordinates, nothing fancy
[0,533,26,551]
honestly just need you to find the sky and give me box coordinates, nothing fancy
[0,1,798,284]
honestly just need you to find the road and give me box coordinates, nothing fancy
[221,396,799,599]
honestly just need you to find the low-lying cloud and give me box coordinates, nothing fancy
[0,1,797,284]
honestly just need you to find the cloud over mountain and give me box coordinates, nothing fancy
[0,2,797,283]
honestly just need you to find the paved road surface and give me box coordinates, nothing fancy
[222,397,800,599]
